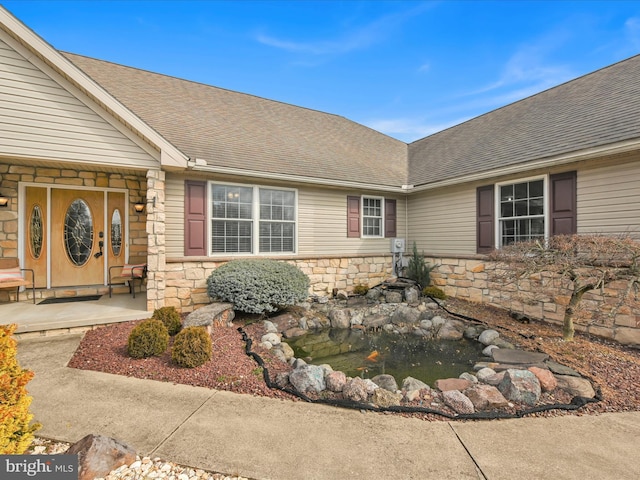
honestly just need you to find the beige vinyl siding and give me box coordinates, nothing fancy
[165,174,186,257]
[577,155,640,235]
[297,187,407,256]
[408,184,476,256]
[0,36,158,168]
[164,174,407,258]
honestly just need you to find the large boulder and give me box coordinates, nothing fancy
[329,309,351,329]
[555,375,596,398]
[436,320,465,340]
[343,377,370,403]
[498,369,541,406]
[325,371,347,392]
[402,376,430,392]
[289,365,326,394]
[442,390,475,414]
[390,305,421,325]
[528,366,558,392]
[435,378,472,392]
[371,374,399,392]
[362,314,389,329]
[372,388,403,408]
[464,384,509,410]
[66,434,136,480]
[184,302,235,331]
[478,329,500,346]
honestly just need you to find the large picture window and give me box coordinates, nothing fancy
[499,178,545,246]
[211,183,296,254]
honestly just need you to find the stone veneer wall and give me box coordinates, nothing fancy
[0,163,147,300]
[426,256,640,346]
[164,255,394,312]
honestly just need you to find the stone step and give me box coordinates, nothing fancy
[491,349,549,365]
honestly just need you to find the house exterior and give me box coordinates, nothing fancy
[0,7,639,345]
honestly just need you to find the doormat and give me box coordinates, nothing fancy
[39,295,102,305]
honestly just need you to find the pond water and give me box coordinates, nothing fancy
[284,328,484,387]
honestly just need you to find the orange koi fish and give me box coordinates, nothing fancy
[366,350,379,362]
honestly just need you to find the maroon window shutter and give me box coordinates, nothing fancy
[384,199,397,238]
[477,185,495,253]
[184,180,207,256]
[550,171,577,236]
[347,196,360,238]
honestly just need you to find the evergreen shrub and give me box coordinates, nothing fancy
[406,242,434,289]
[206,259,310,314]
[152,306,182,336]
[127,319,169,358]
[0,324,41,454]
[171,327,212,368]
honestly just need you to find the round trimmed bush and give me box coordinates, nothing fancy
[152,306,182,336]
[206,259,310,314]
[127,319,169,359]
[171,327,212,368]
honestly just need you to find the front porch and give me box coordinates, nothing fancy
[2,287,152,337]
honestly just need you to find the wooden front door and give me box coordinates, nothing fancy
[51,189,105,287]
[24,187,128,288]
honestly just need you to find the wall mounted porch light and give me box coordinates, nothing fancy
[134,201,145,213]
[0,195,9,208]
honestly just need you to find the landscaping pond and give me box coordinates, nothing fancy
[284,328,485,387]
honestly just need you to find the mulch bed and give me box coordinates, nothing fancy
[67,299,640,419]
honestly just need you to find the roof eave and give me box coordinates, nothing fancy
[0,6,189,169]
[409,136,640,193]
[188,160,408,193]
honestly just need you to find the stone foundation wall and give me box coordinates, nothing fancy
[426,256,640,346]
[164,255,394,312]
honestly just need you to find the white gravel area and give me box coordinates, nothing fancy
[27,437,249,480]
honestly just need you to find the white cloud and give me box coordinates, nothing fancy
[625,17,640,50]
[256,3,434,57]
[418,62,430,73]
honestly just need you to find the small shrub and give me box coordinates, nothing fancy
[152,306,182,336]
[0,324,41,454]
[127,319,169,359]
[406,242,434,288]
[423,285,446,300]
[353,284,369,296]
[207,259,310,314]
[171,327,212,368]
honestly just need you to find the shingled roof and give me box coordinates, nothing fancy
[62,51,640,191]
[62,52,408,188]
[408,54,640,187]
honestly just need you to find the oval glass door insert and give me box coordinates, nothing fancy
[29,204,43,259]
[111,208,122,256]
[64,199,93,266]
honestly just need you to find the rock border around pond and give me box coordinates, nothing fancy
[252,293,598,416]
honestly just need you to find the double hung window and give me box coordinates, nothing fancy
[498,178,545,246]
[211,183,296,254]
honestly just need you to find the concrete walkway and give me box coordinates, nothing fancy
[17,334,640,480]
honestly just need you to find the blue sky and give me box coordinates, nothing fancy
[3,1,640,142]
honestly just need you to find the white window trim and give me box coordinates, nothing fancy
[209,181,298,256]
[361,195,385,238]
[495,174,549,248]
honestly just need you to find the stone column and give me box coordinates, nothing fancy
[145,169,166,311]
